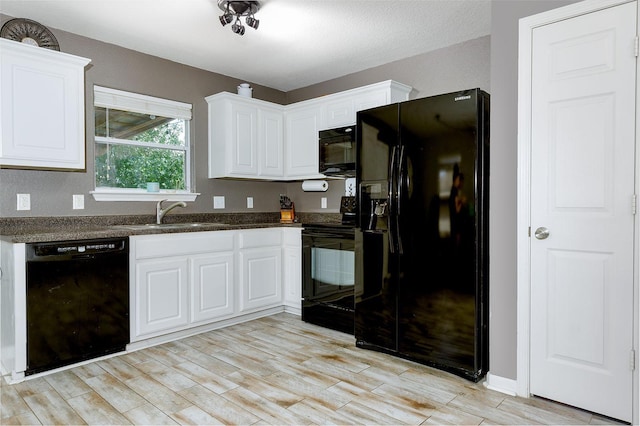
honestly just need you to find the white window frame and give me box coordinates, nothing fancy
[90,85,199,202]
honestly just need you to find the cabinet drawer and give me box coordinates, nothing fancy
[134,231,235,259]
[238,229,282,249]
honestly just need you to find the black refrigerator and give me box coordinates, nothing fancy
[354,88,489,382]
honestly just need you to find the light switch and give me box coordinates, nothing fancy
[321,197,327,209]
[213,196,225,209]
[73,194,85,210]
[17,193,30,211]
[247,197,254,209]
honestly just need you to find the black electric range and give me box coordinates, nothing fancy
[301,197,356,334]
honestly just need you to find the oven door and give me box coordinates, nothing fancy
[302,227,355,334]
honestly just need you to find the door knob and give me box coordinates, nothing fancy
[534,227,549,240]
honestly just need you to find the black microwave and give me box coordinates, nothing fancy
[319,125,356,177]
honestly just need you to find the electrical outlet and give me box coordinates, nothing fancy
[247,196,254,209]
[213,196,225,209]
[73,194,85,210]
[345,178,356,196]
[321,197,327,209]
[17,193,30,211]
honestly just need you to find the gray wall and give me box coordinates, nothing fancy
[286,36,490,104]
[488,0,577,379]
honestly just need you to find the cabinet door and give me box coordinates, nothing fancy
[284,105,325,179]
[229,102,258,175]
[282,229,302,312]
[323,90,391,128]
[191,252,235,323]
[239,247,282,312]
[325,97,355,129]
[0,40,90,170]
[258,107,284,177]
[283,246,301,311]
[354,90,391,114]
[134,258,189,339]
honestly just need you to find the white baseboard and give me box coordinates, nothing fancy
[484,372,517,396]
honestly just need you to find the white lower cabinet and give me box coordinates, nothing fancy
[131,227,299,343]
[282,228,302,314]
[238,228,283,312]
[131,230,235,342]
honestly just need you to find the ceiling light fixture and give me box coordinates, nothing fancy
[218,1,260,36]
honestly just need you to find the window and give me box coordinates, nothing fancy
[91,86,197,201]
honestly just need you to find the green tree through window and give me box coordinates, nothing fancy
[94,86,192,193]
[95,117,186,189]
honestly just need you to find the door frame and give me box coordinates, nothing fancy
[516,0,639,422]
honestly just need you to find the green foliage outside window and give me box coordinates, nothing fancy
[95,112,188,190]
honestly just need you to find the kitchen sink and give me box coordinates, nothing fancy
[113,222,228,230]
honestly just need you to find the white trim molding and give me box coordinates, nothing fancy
[485,373,517,397]
[94,85,192,120]
[91,189,199,202]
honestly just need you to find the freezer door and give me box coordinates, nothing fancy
[355,104,400,351]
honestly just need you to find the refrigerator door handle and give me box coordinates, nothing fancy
[396,145,405,254]
[388,146,397,253]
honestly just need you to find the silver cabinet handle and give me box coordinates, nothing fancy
[534,227,549,240]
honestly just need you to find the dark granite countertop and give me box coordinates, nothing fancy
[0,212,341,243]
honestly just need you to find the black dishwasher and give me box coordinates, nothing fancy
[26,237,129,375]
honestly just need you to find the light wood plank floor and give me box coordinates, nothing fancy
[1,313,627,425]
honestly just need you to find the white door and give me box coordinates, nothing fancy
[529,2,636,422]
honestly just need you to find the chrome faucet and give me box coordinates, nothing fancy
[156,199,187,224]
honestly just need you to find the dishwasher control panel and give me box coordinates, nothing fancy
[28,238,128,259]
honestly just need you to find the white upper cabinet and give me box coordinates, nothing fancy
[207,92,284,179]
[322,80,412,129]
[258,106,285,177]
[206,80,411,180]
[0,39,90,170]
[283,103,324,179]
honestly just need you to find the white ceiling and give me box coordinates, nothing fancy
[0,0,491,92]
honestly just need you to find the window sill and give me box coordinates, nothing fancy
[90,190,200,202]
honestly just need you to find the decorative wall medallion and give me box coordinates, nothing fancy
[1,18,60,51]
